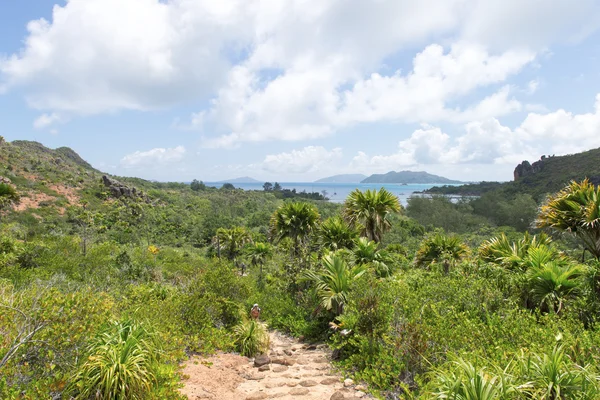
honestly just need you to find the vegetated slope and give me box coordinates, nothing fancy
[314,174,368,183]
[0,139,102,213]
[425,147,600,201]
[361,170,462,184]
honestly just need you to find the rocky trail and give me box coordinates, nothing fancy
[180,331,373,400]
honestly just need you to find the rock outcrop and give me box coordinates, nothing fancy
[514,156,548,181]
[102,175,143,199]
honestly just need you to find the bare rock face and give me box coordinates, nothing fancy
[101,175,144,199]
[514,156,547,181]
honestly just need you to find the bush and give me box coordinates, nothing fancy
[69,319,161,400]
[232,318,270,357]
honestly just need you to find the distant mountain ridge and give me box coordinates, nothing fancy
[218,176,261,183]
[315,174,367,183]
[425,147,600,200]
[361,170,462,184]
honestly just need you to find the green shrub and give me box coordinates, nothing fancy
[69,320,160,400]
[232,318,270,357]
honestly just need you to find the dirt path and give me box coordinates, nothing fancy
[180,331,371,400]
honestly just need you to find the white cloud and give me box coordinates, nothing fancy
[120,145,186,168]
[33,112,62,129]
[2,0,597,140]
[258,146,342,174]
[351,93,600,173]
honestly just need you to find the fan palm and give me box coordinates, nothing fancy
[246,242,273,285]
[527,260,584,314]
[302,253,366,315]
[537,179,600,259]
[343,188,401,243]
[319,216,358,251]
[212,227,252,262]
[479,232,552,270]
[415,233,469,273]
[270,202,320,256]
[353,237,395,277]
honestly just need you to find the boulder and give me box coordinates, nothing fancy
[254,355,270,367]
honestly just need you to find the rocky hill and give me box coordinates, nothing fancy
[0,138,146,215]
[426,147,600,200]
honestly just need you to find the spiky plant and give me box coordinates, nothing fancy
[270,202,320,256]
[527,260,584,314]
[70,320,159,400]
[302,253,366,315]
[319,216,358,251]
[537,179,600,259]
[232,318,270,357]
[415,233,469,273]
[353,237,395,278]
[343,188,401,243]
[479,232,552,270]
[212,227,252,262]
[245,242,273,286]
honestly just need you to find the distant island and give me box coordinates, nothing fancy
[361,171,462,184]
[315,174,368,183]
[217,176,261,184]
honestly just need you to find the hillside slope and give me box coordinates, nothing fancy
[426,147,600,200]
[362,170,462,184]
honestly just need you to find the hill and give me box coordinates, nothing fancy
[218,176,261,183]
[314,174,367,183]
[361,170,462,184]
[425,147,600,200]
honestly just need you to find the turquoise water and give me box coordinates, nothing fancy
[205,182,460,204]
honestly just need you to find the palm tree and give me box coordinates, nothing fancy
[319,216,358,251]
[246,242,273,286]
[479,232,552,270]
[527,257,584,314]
[353,237,395,278]
[415,233,469,273]
[537,179,600,259]
[302,253,366,315]
[343,188,401,243]
[212,227,252,270]
[270,202,320,256]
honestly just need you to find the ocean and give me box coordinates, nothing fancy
[204,182,460,204]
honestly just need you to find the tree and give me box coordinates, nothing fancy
[190,179,205,191]
[245,242,273,286]
[353,237,395,278]
[263,182,273,191]
[319,216,358,251]
[221,183,235,190]
[478,232,552,270]
[302,253,366,316]
[526,249,584,314]
[343,188,401,243]
[270,202,320,256]
[537,179,600,259]
[415,233,469,273]
[273,182,282,191]
[212,227,252,271]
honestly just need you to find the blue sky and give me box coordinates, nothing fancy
[1,0,600,183]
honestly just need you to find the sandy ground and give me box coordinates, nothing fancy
[180,331,371,400]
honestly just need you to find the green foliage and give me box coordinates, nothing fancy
[479,232,552,270]
[232,319,270,357]
[344,188,401,243]
[69,320,160,400]
[528,260,585,314]
[270,201,320,255]
[415,233,469,272]
[319,216,358,251]
[302,252,366,316]
[190,179,205,191]
[538,179,600,259]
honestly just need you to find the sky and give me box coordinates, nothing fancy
[1,1,600,183]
